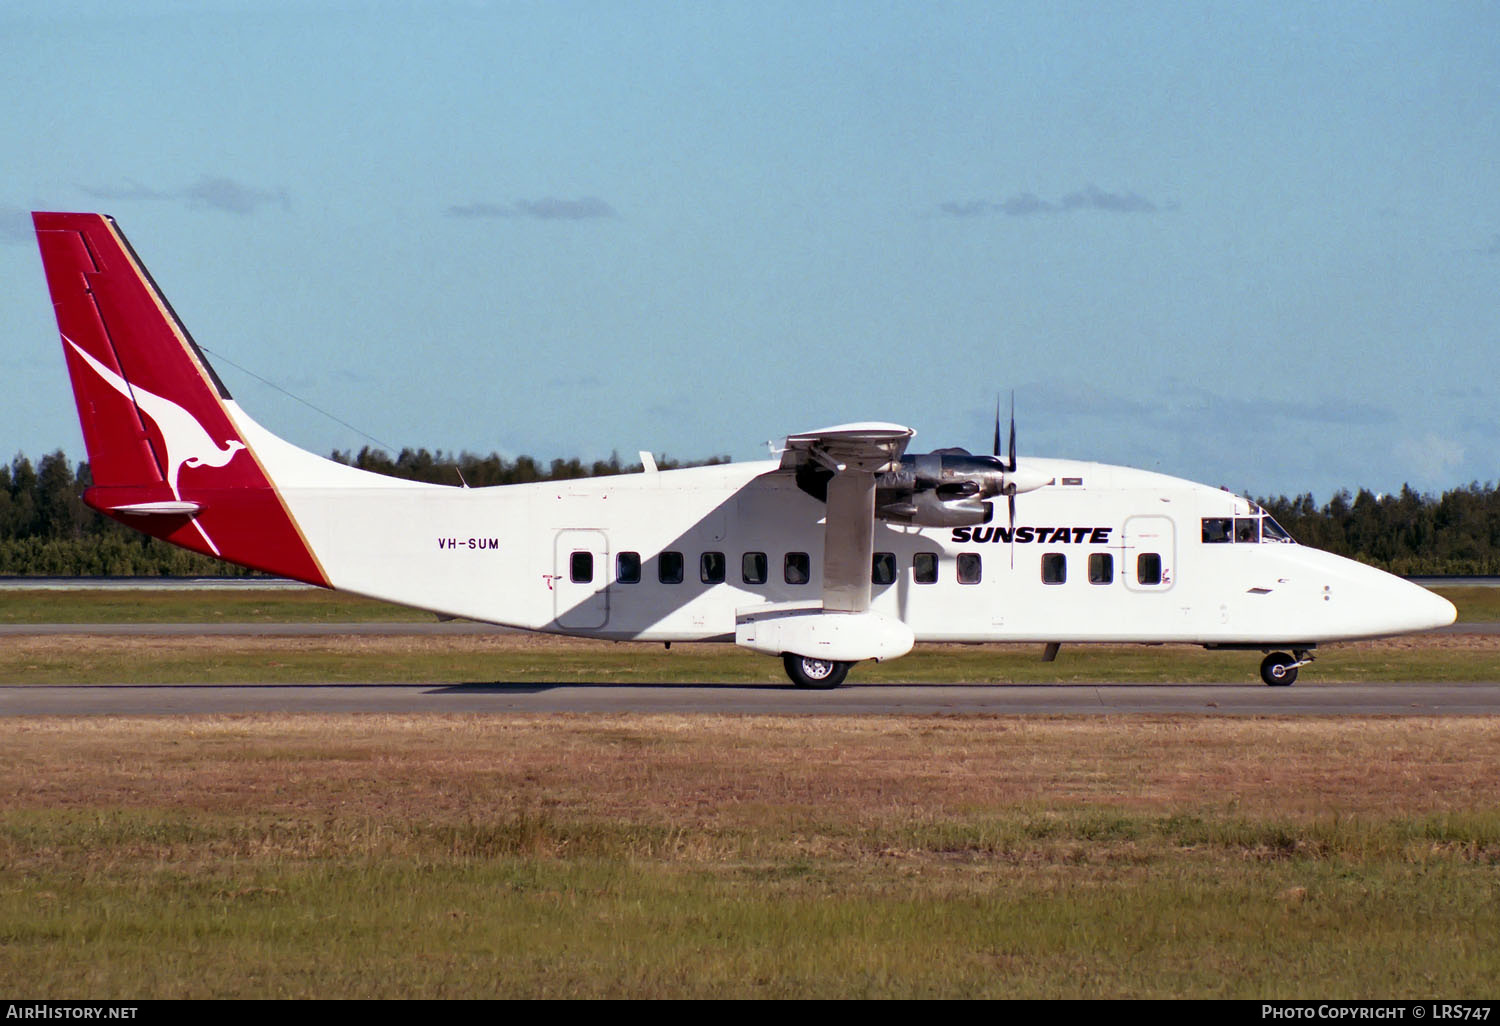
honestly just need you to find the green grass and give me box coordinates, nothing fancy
[0,584,1493,688]
[0,584,1490,624]
[5,715,1498,998]
[1437,586,1500,622]
[0,588,425,624]
[1,634,1496,685]
[3,807,1497,997]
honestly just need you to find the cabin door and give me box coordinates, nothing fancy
[554,530,610,628]
[1121,515,1176,591]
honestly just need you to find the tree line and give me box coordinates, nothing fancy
[1,449,1496,576]
[0,449,726,576]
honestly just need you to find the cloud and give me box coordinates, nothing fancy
[181,176,289,214]
[447,197,616,220]
[1060,184,1156,213]
[998,192,1055,217]
[518,197,615,220]
[1393,432,1465,483]
[1024,380,1155,420]
[937,200,992,218]
[1151,382,1389,429]
[445,202,516,218]
[75,180,173,203]
[1026,378,1388,431]
[78,175,289,214]
[935,185,1166,219]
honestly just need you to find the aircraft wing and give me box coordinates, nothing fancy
[777,422,914,475]
[776,423,914,613]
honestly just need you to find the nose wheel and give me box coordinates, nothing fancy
[1260,649,1314,686]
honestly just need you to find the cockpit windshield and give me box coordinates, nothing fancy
[1201,514,1295,544]
[1260,516,1294,543]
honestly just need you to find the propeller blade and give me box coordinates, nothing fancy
[1007,392,1017,472]
[993,396,1003,460]
[1005,392,1017,566]
[1008,492,1017,569]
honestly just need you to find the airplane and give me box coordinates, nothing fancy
[31,211,1457,688]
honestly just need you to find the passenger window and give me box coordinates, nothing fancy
[784,552,811,585]
[1201,518,1231,543]
[616,551,641,584]
[700,551,726,584]
[1041,552,1066,585]
[1088,552,1113,585]
[742,552,768,585]
[658,551,684,584]
[913,552,938,584]
[1137,552,1163,586]
[871,552,896,586]
[1235,518,1259,544]
[569,551,593,584]
[957,552,982,585]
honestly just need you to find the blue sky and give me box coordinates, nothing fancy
[2,0,1496,500]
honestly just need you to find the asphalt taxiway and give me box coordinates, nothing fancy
[2,622,1494,637]
[4,681,1500,716]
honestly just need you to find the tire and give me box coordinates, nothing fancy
[782,653,852,689]
[1260,652,1298,687]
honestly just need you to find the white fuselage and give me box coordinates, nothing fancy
[231,403,1455,649]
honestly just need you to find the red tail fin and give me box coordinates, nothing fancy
[34,212,328,585]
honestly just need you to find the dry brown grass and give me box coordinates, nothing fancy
[5,714,1498,826]
[7,631,1496,656]
[1,631,609,658]
[6,714,1499,997]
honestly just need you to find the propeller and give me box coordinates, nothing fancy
[994,392,1016,472]
[992,393,1019,534]
[990,391,1056,568]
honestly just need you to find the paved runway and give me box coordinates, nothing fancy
[4,681,1499,716]
[3,622,1496,636]
[3,619,1494,716]
[0,621,515,636]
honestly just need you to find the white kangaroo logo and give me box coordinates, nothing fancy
[64,334,246,555]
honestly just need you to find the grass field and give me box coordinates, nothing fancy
[2,587,1497,997]
[0,585,1493,623]
[2,631,1499,686]
[2,715,1497,998]
[0,585,1494,687]
[0,588,428,624]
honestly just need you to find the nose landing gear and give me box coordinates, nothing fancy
[1260,649,1315,686]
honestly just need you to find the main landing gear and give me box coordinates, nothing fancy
[1260,649,1315,687]
[782,653,852,689]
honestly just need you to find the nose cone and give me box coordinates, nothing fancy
[1402,582,1457,632]
[1301,549,1459,639]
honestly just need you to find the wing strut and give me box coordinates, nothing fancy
[776,422,913,614]
[823,469,877,612]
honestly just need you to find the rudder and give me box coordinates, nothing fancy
[33,212,328,584]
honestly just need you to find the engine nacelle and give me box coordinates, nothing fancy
[871,450,1004,527]
[794,447,1049,528]
[875,490,993,526]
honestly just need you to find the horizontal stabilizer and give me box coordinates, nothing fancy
[105,500,203,516]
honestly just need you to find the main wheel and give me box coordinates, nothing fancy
[783,653,851,689]
[1260,652,1298,687]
